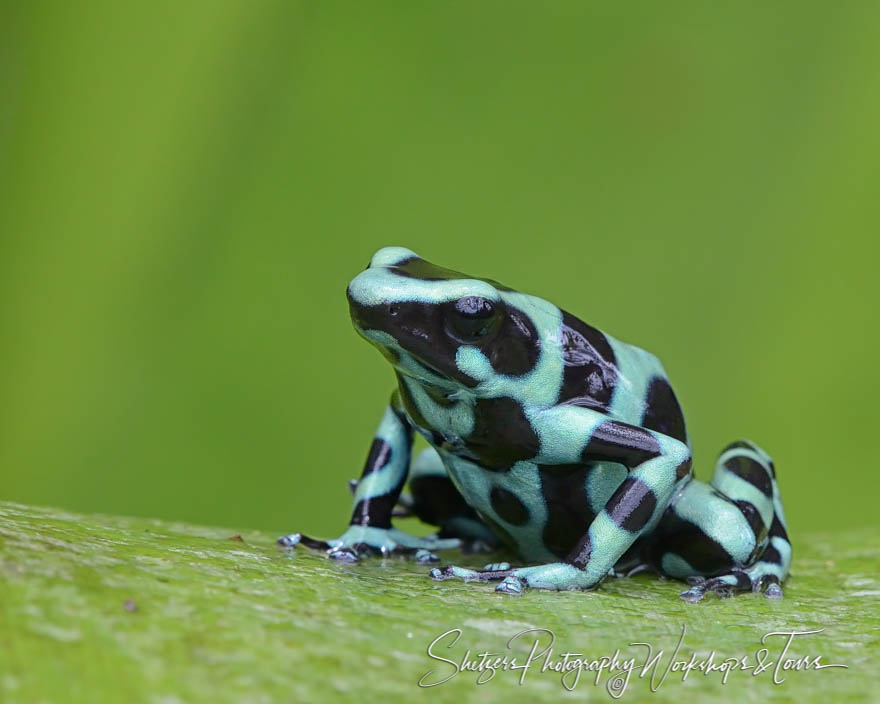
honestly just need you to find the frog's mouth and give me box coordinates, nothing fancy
[404,357,457,389]
[349,298,479,390]
[352,325,467,400]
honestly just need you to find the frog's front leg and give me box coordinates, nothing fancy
[432,410,691,593]
[278,392,460,562]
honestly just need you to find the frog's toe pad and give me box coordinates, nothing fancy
[679,571,749,602]
[495,576,524,595]
[758,575,784,600]
[277,532,332,551]
[328,547,360,563]
[679,586,703,603]
[679,570,784,602]
[414,549,440,564]
[483,562,511,571]
[277,533,301,548]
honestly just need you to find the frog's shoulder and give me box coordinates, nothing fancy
[608,335,688,443]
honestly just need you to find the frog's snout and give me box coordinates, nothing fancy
[347,264,398,314]
[347,293,393,333]
[346,269,370,311]
[346,281,364,326]
[346,270,384,331]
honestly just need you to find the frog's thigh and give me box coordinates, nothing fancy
[408,447,497,545]
[655,480,757,577]
[655,440,791,598]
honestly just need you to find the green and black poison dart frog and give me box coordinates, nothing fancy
[279,247,792,601]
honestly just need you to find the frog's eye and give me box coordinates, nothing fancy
[447,296,498,341]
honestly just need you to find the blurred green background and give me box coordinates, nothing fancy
[1,2,877,542]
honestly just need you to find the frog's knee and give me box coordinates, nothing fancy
[716,440,777,495]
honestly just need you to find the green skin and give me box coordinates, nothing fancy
[280,247,792,601]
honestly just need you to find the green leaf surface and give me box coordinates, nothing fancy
[1,501,876,703]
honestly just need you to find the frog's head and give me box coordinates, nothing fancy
[347,247,539,392]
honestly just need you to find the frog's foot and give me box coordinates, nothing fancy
[430,561,601,594]
[277,526,460,564]
[679,568,784,602]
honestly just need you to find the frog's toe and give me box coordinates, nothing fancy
[483,562,511,571]
[277,532,333,551]
[414,548,440,564]
[679,570,753,602]
[429,564,513,582]
[758,575,784,600]
[679,585,707,602]
[510,562,599,591]
[336,540,441,561]
[431,565,483,581]
[764,583,784,600]
[279,526,456,562]
[680,567,787,602]
[277,533,300,548]
[328,546,360,563]
[432,561,598,591]
[495,576,524,595]
[328,542,426,562]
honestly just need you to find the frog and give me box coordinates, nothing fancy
[279,246,792,601]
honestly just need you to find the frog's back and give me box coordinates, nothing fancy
[556,310,688,445]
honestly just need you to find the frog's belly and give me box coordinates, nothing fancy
[438,450,628,563]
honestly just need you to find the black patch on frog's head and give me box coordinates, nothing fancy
[390,255,513,291]
[346,248,542,389]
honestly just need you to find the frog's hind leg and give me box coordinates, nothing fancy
[655,440,791,602]
[402,447,500,552]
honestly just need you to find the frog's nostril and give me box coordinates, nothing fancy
[389,303,400,317]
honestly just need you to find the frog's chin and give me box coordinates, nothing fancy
[354,324,466,395]
[393,364,459,394]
